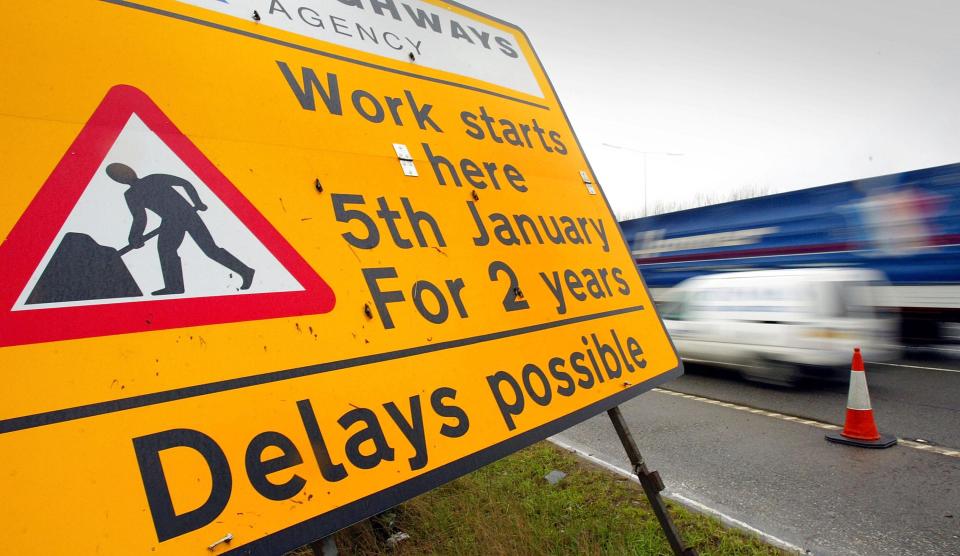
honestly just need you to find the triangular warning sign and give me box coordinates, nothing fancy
[0,85,336,347]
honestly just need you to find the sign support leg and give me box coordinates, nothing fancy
[607,407,698,556]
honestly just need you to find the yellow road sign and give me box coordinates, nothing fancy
[0,1,681,554]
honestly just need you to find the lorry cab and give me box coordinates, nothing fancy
[658,268,899,384]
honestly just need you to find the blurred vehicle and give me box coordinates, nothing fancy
[620,163,960,346]
[658,268,899,384]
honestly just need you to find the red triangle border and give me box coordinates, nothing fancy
[0,85,336,348]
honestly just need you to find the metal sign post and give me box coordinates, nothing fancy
[608,407,697,556]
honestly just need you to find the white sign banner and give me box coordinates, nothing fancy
[177,0,544,97]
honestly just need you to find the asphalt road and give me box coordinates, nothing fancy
[553,354,960,555]
[675,353,960,448]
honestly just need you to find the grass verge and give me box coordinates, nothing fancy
[293,442,787,555]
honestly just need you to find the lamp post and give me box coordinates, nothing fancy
[601,143,684,216]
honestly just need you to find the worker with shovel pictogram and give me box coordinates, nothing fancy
[106,162,255,295]
[24,164,257,305]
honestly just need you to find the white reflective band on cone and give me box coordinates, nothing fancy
[847,371,872,410]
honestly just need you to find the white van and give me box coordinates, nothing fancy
[657,268,900,384]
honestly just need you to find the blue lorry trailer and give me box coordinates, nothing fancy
[619,162,960,344]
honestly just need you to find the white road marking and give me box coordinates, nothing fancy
[866,361,960,374]
[686,355,960,373]
[547,436,807,555]
[652,388,960,459]
[878,343,960,354]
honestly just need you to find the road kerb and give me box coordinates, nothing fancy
[548,436,808,555]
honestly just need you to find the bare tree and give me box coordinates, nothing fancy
[616,184,778,220]
[728,184,776,201]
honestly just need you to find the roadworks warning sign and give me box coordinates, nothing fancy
[0,1,681,554]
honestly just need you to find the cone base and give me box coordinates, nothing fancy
[825,431,897,449]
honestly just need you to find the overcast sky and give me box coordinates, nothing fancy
[466,0,960,217]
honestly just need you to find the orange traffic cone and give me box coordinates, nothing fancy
[825,347,897,448]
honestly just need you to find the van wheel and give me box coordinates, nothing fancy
[741,360,802,387]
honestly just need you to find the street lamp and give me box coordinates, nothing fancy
[601,143,684,217]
